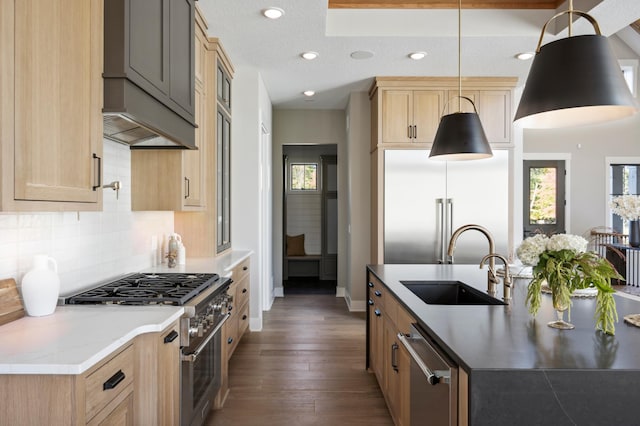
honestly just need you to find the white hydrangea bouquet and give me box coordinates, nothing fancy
[517,234,621,335]
[610,195,640,221]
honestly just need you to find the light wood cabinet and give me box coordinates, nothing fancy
[381,90,444,144]
[367,273,413,426]
[134,320,180,426]
[130,10,208,212]
[174,11,235,257]
[0,344,135,425]
[216,257,251,408]
[370,77,516,149]
[0,0,103,211]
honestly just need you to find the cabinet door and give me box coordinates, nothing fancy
[129,0,169,95]
[381,91,412,143]
[216,108,231,252]
[13,0,102,204]
[413,90,445,143]
[478,90,511,143]
[384,320,411,426]
[183,85,205,207]
[169,0,195,115]
[158,325,180,425]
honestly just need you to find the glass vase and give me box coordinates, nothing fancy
[548,296,575,330]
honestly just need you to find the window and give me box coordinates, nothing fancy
[290,163,318,191]
[523,160,565,238]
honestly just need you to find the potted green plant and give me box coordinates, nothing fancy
[516,234,621,335]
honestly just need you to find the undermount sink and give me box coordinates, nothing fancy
[400,280,506,305]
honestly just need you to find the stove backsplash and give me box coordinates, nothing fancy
[0,139,174,295]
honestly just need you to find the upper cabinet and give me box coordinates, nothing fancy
[215,56,232,254]
[370,77,517,149]
[381,90,444,144]
[131,5,208,211]
[0,0,103,211]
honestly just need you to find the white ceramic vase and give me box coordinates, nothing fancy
[21,255,60,317]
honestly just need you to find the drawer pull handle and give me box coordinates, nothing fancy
[374,309,381,317]
[368,282,374,288]
[164,330,179,344]
[374,290,382,297]
[103,370,125,391]
[242,314,247,320]
[242,288,247,294]
[227,337,233,344]
[243,266,248,271]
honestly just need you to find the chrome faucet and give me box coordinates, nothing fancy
[447,224,500,295]
[480,253,513,301]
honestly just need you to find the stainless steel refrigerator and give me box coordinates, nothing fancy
[384,149,510,264]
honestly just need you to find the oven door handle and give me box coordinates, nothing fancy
[181,313,230,363]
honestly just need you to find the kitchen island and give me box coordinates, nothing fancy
[368,264,640,426]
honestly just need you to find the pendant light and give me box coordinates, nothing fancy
[429,0,492,161]
[514,0,638,128]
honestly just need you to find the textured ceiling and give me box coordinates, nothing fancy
[197,0,640,109]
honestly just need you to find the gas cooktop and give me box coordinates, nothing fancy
[65,272,222,306]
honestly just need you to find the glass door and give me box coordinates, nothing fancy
[523,160,566,238]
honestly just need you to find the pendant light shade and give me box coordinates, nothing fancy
[429,111,492,161]
[429,0,493,161]
[514,7,638,128]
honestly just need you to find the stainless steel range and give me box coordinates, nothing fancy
[65,272,232,426]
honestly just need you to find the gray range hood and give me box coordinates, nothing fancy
[103,0,196,150]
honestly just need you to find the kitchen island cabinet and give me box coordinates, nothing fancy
[0,0,103,211]
[367,264,640,425]
[0,306,183,425]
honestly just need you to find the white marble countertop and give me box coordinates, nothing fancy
[144,250,252,278]
[0,305,183,375]
[0,251,251,376]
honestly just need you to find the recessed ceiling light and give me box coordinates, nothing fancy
[301,51,319,60]
[350,50,374,60]
[409,52,427,60]
[516,52,535,61]
[262,7,284,19]
[303,90,315,97]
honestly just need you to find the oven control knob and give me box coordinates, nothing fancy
[188,326,199,338]
[207,314,215,323]
[197,323,204,337]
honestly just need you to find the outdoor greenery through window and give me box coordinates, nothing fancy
[290,163,318,191]
[529,167,557,224]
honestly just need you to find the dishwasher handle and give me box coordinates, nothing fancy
[398,332,450,385]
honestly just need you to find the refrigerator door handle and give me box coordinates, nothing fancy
[446,198,454,264]
[436,198,445,264]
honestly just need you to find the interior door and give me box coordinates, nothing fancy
[523,160,566,238]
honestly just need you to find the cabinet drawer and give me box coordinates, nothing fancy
[85,344,135,421]
[235,275,250,309]
[368,277,385,308]
[232,258,250,282]
[225,312,239,359]
[238,302,250,338]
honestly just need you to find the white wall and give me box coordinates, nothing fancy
[523,113,640,237]
[272,110,347,297]
[0,140,174,295]
[344,93,371,311]
[230,67,272,331]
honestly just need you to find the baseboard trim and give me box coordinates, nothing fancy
[336,287,345,297]
[349,299,366,312]
[274,286,284,297]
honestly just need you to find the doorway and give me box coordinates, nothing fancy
[282,145,338,295]
[523,160,566,238]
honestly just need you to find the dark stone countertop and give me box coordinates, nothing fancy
[368,264,640,425]
[367,264,640,371]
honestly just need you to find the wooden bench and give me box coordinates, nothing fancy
[285,255,322,279]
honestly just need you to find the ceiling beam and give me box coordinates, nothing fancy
[328,0,564,9]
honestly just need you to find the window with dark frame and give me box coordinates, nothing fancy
[290,163,318,191]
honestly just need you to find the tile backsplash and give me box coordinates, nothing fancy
[0,140,174,295]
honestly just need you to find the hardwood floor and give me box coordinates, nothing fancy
[205,295,394,426]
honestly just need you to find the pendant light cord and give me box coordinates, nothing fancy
[568,0,573,36]
[458,0,461,112]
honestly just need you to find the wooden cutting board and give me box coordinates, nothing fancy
[0,278,25,326]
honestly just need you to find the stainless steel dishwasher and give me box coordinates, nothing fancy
[398,324,459,426]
